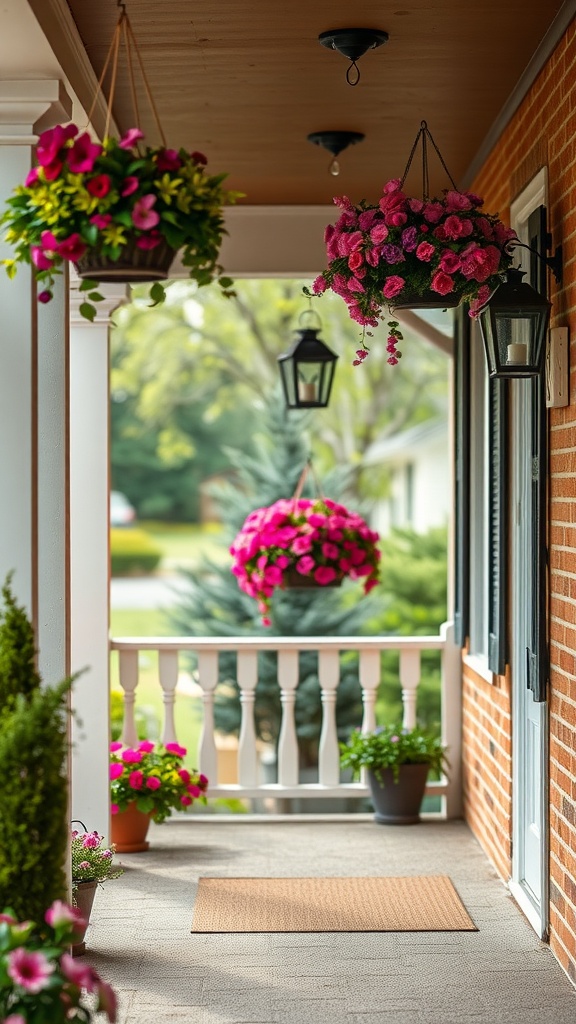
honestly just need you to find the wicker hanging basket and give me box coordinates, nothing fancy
[75,237,176,283]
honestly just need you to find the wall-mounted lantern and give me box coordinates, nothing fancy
[478,268,553,379]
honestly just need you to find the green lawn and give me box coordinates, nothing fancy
[139,520,227,571]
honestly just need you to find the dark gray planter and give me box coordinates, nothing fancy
[367,762,430,824]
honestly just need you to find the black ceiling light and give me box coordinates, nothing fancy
[318,28,389,85]
[478,268,553,378]
[307,130,365,176]
[278,311,338,409]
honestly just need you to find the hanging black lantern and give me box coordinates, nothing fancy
[478,268,552,379]
[278,315,338,409]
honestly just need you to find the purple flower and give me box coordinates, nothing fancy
[400,226,418,252]
[381,244,405,264]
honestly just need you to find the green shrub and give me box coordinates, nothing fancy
[110,527,163,576]
[0,572,41,716]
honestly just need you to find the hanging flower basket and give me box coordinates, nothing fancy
[0,7,242,320]
[311,121,517,364]
[230,495,381,626]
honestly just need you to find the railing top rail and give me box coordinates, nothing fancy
[110,635,445,652]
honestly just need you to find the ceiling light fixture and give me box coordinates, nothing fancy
[318,28,389,85]
[307,130,365,176]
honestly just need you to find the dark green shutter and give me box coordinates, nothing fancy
[488,377,508,674]
[454,307,470,648]
[526,205,549,702]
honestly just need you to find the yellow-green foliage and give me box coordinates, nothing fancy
[110,527,163,576]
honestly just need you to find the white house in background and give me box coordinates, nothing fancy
[364,419,449,536]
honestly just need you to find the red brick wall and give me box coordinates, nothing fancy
[464,19,576,984]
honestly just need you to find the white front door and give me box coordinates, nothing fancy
[509,170,549,939]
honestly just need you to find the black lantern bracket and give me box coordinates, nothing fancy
[318,28,389,85]
[509,239,563,286]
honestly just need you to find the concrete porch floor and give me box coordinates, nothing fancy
[84,817,576,1024]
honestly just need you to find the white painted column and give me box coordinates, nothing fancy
[0,81,71,619]
[70,283,126,836]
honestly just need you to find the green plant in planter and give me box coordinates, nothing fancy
[339,724,448,784]
[0,576,75,920]
[71,830,123,891]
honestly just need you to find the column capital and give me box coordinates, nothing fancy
[0,80,73,145]
[70,278,129,326]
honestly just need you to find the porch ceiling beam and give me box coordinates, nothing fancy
[395,310,454,358]
[26,0,115,140]
[462,0,576,188]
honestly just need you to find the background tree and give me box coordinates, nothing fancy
[111,279,449,519]
[170,395,378,768]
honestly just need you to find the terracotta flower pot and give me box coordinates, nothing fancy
[111,802,152,852]
[75,237,176,283]
[367,763,430,824]
[71,880,98,957]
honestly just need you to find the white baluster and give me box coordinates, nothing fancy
[118,649,139,747]
[360,649,381,734]
[159,650,179,745]
[197,650,219,784]
[277,650,299,786]
[237,650,259,786]
[400,649,421,730]
[441,621,462,818]
[318,649,340,787]
[359,649,381,786]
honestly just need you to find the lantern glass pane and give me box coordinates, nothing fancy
[297,360,322,403]
[493,311,542,369]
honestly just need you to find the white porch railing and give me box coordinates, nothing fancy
[110,621,461,818]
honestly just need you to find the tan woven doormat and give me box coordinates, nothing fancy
[191,875,477,933]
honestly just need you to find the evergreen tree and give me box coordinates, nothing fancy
[0,577,72,919]
[170,395,377,767]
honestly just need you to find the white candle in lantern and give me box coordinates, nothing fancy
[298,381,317,402]
[507,343,528,364]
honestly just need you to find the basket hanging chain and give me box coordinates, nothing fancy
[85,6,167,147]
[400,120,458,199]
[292,457,325,504]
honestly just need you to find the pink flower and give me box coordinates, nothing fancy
[358,209,378,230]
[364,578,379,594]
[138,740,155,752]
[156,148,182,171]
[312,274,327,294]
[296,555,315,576]
[57,233,87,262]
[187,784,201,797]
[121,748,143,763]
[60,953,99,992]
[25,167,39,187]
[146,776,161,790]
[132,194,160,230]
[292,535,312,555]
[348,250,363,272]
[119,127,144,149]
[136,231,163,250]
[443,215,473,240]
[4,1015,26,1024]
[314,566,337,585]
[67,132,102,173]
[422,201,444,223]
[276,555,290,569]
[97,979,118,1022]
[444,190,472,212]
[181,794,193,806]
[262,616,272,627]
[45,900,85,930]
[90,213,112,229]
[415,241,435,262]
[79,860,90,869]
[7,948,54,993]
[36,123,77,167]
[382,276,405,299]
[31,246,53,271]
[178,768,191,784]
[370,222,389,244]
[199,773,209,785]
[82,832,100,848]
[408,197,424,213]
[87,173,111,197]
[111,803,119,815]
[129,770,144,789]
[322,542,339,560]
[110,741,123,751]
[110,763,124,780]
[121,175,140,196]
[166,742,187,757]
[385,210,407,228]
[190,150,207,165]
[439,250,462,274]
[38,288,53,304]
[430,270,455,295]
[0,912,16,924]
[382,177,402,194]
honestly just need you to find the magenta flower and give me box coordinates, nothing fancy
[82,832,101,848]
[45,900,85,930]
[111,803,119,815]
[121,175,140,196]
[165,742,187,757]
[190,150,207,165]
[430,270,455,295]
[129,769,144,789]
[36,123,77,167]
[187,784,202,797]
[121,748,143,763]
[4,1015,26,1024]
[199,773,209,785]
[146,776,161,790]
[97,979,119,1022]
[60,953,99,991]
[57,233,87,262]
[119,127,145,149]
[292,534,312,555]
[322,542,339,560]
[31,246,53,271]
[37,290,52,304]
[87,173,112,197]
[312,274,327,294]
[132,194,160,230]
[382,276,405,299]
[78,860,91,870]
[7,948,54,993]
[67,132,102,173]
[156,148,182,171]
[181,794,193,806]
[415,241,435,262]
[136,231,163,250]
[90,213,112,230]
[296,555,315,576]
[110,740,123,751]
[138,740,155,752]
[25,167,39,187]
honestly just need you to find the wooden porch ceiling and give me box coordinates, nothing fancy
[60,0,564,205]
